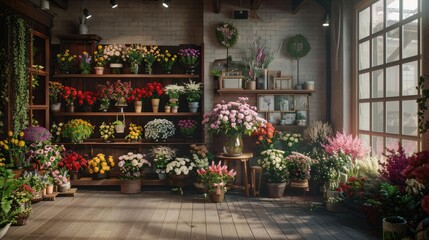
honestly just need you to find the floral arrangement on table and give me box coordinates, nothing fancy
[49,81,64,104]
[62,119,94,143]
[56,49,77,74]
[123,44,143,73]
[61,86,78,106]
[258,149,288,183]
[127,87,149,103]
[166,157,196,176]
[157,49,177,73]
[285,152,312,181]
[0,131,28,168]
[184,80,202,102]
[178,119,198,138]
[125,123,143,142]
[110,80,132,105]
[141,45,160,73]
[99,122,115,142]
[87,153,115,175]
[144,119,175,141]
[103,44,125,63]
[178,48,200,67]
[190,144,212,173]
[93,45,108,67]
[164,84,185,107]
[58,151,88,172]
[252,123,278,152]
[50,122,64,143]
[197,161,237,192]
[144,82,164,99]
[22,126,51,144]
[202,97,267,136]
[150,146,176,174]
[28,144,64,169]
[118,152,151,180]
[51,168,69,186]
[215,22,239,48]
[77,90,96,110]
[78,51,92,74]
[280,133,302,156]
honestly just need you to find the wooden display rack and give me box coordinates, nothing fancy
[43,192,58,201]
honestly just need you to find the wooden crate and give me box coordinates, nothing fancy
[57,188,78,197]
[43,192,58,201]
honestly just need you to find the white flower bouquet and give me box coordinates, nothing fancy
[184,80,202,102]
[103,44,125,63]
[144,119,175,141]
[150,146,177,173]
[257,149,288,183]
[166,157,196,176]
[118,152,151,180]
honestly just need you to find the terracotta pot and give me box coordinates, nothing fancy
[151,98,160,113]
[46,185,54,195]
[267,182,286,198]
[120,179,141,194]
[94,66,104,75]
[209,187,225,203]
[134,101,143,113]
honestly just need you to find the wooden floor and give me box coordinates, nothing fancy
[4,188,378,240]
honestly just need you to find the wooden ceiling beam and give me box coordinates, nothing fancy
[292,0,308,14]
[52,0,68,10]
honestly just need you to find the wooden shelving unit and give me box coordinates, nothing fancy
[54,73,200,79]
[217,89,316,95]
[70,177,170,186]
[52,112,199,117]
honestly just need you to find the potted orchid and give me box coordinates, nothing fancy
[150,146,177,179]
[118,152,151,194]
[164,84,185,113]
[197,161,237,203]
[202,97,267,156]
[104,44,125,74]
[184,80,202,113]
[144,119,175,142]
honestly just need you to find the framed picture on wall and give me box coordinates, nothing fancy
[274,95,293,111]
[294,95,308,110]
[268,112,282,125]
[267,70,281,89]
[258,95,275,112]
[274,76,293,90]
[282,112,296,125]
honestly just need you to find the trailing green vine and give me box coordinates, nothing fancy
[0,48,9,135]
[417,75,429,134]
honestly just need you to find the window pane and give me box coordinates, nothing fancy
[386,0,400,27]
[402,20,419,59]
[386,65,400,97]
[386,137,400,150]
[372,102,384,132]
[372,0,384,33]
[359,7,371,39]
[402,139,418,155]
[372,135,384,158]
[372,35,384,66]
[402,61,418,96]
[386,28,400,63]
[403,0,418,20]
[372,69,384,98]
[359,103,370,131]
[386,101,399,134]
[359,41,370,70]
[359,73,370,99]
[402,100,418,136]
[359,134,371,151]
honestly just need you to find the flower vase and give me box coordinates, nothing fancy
[45,185,54,195]
[171,106,179,113]
[188,102,199,113]
[134,101,143,113]
[223,133,243,156]
[209,185,225,203]
[151,98,160,113]
[94,66,104,75]
[50,102,61,112]
[130,62,139,74]
[145,62,153,74]
[99,98,110,112]
[266,182,286,198]
[158,172,167,180]
[110,63,123,74]
[185,64,197,75]
[162,65,172,74]
[67,104,75,113]
[120,179,141,194]
[165,106,171,113]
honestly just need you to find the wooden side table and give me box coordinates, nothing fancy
[216,152,253,197]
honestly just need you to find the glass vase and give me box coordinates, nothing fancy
[130,62,139,74]
[145,62,153,74]
[223,133,243,156]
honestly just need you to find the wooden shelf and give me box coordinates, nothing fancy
[29,68,48,76]
[71,177,170,186]
[217,89,316,94]
[53,74,200,79]
[52,112,200,117]
[29,105,48,109]
[60,138,204,146]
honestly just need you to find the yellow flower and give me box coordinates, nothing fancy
[94,167,99,173]
[106,166,110,171]
[18,141,25,147]
[83,51,88,55]
[99,169,105,174]
[19,131,24,137]
[61,57,65,61]
[101,162,107,167]
[110,162,115,167]
[98,45,102,50]
[89,169,93,174]
[4,145,8,150]
[8,131,13,137]
[56,54,60,57]
[100,57,104,61]
[94,51,98,54]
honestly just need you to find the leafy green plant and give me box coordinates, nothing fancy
[0,168,20,227]
[417,75,429,133]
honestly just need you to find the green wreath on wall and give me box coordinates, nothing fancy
[286,34,311,60]
[215,22,238,48]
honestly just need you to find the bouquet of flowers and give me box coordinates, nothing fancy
[50,122,63,143]
[77,90,96,108]
[141,45,160,65]
[258,149,288,183]
[190,144,212,173]
[61,86,78,106]
[144,82,164,99]
[21,171,45,192]
[95,81,113,111]
[280,133,302,156]
[215,22,238,48]
[29,144,64,169]
[197,161,236,192]
[103,44,124,63]
[123,44,143,63]
[78,51,92,74]
[93,45,108,67]
[178,119,197,138]
[144,119,175,141]
[99,122,115,142]
[111,80,132,102]
[22,126,51,143]
[166,157,195,175]
[0,131,29,168]
[285,152,312,181]
[62,119,94,143]
[202,97,267,136]
[56,49,77,73]
[184,80,202,102]
[150,146,176,174]
[178,48,200,67]
[51,168,69,186]
[127,87,149,103]
[157,49,177,73]
[125,123,143,141]
[164,84,185,106]
[252,123,278,152]
[58,151,88,172]
[87,153,115,175]
[118,152,151,180]
[49,81,63,103]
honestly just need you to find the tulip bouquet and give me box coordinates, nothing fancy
[197,161,237,192]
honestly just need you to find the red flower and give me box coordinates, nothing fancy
[60,151,88,171]
[144,82,164,99]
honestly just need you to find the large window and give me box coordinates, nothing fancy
[356,0,421,157]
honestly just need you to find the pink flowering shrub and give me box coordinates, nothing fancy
[197,161,236,192]
[202,97,266,136]
[323,131,369,161]
[379,144,408,186]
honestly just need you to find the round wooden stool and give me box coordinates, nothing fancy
[216,152,253,197]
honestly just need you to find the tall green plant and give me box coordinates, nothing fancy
[0,168,20,226]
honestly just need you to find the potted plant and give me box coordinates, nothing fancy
[285,152,312,188]
[48,81,63,111]
[144,119,175,142]
[296,112,306,126]
[127,87,149,113]
[61,119,94,143]
[257,149,288,198]
[252,123,278,153]
[123,44,143,74]
[197,161,237,203]
[178,119,198,138]
[190,144,212,193]
[144,82,164,113]
[22,126,51,144]
[51,168,70,192]
[0,168,20,236]
[42,172,54,195]
[0,131,29,170]
[55,49,77,74]
[95,82,113,112]
[166,157,196,194]
[21,171,45,203]
[28,143,64,170]
[111,80,132,108]
[78,51,92,74]
[164,84,185,113]
[87,153,115,179]
[93,45,108,75]
[150,146,176,180]
[157,49,177,74]
[50,122,64,143]
[61,86,78,112]
[118,152,151,194]
[113,114,126,133]
[58,151,88,180]
[104,44,125,74]
[178,48,200,74]
[99,122,115,142]
[11,182,34,226]
[125,123,142,142]
[141,45,160,74]
[184,80,202,113]
[76,90,96,112]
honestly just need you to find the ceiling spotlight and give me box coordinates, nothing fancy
[162,0,171,8]
[83,8,92,19]
[110,0,118,8]
[40,0,49,10]
[322,14,330,27]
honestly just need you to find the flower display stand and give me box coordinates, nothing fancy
[43,192,58,201]
[57,188,78,197]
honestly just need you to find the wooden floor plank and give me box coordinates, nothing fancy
[227,195,254,239]
[236,197,271,240]
[139,191,171,239]
[204,195,223,240]
[217,195,239,240]
[174,193,193,240]
[158,194,181,240]
[191,195,207,240]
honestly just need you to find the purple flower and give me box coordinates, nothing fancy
[23,126,51,143]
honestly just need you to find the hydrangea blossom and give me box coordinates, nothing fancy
[166,157,195,176]
[144,119,175,141]
[257,149,287,183]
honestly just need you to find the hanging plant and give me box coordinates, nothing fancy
[215,22,239,48]
[287,34,311,60]
[417,75,429,133]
